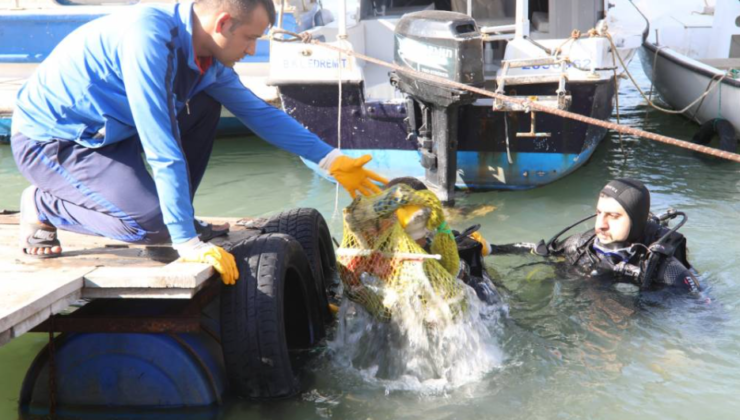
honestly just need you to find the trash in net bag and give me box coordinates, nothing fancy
[336,183,468,322]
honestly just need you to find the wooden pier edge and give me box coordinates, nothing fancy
[0,213,265,347]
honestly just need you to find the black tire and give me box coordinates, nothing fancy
[262,208,337,321]
[220,233,325,399]
[692,118,737,152]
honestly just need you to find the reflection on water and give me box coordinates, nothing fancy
[2,60,740,419]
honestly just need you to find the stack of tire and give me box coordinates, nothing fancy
[220,208,336,399]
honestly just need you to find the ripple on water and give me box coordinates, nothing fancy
[328,285,505,395]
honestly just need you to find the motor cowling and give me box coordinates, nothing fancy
[393,11,484,88]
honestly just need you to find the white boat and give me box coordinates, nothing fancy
[638,0,740,147]
[269,0,646,199]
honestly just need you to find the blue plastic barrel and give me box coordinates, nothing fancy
[20,332,226,411]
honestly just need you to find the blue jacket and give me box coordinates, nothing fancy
[13,1,334,244]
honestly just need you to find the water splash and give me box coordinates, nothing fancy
[329,282,505,394]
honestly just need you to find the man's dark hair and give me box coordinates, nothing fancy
[197,0,276,26]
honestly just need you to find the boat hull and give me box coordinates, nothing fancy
[640,42,740,137]
[280,78,615,190]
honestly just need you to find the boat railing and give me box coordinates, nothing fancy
[480,23,516,42]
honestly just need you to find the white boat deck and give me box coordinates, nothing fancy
[0,213,262,347]
[697,58,740,71]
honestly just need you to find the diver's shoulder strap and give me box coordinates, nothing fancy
[641,221,691,268]
[550,229,595,255]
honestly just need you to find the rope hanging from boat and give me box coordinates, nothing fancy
[605,32,731,117]
[333,38,345,218]
[271,29,740,164]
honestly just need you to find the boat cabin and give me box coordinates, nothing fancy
[359,0,607,40]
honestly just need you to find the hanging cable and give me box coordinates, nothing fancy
[333,41,345,220]
[609,39,627,157]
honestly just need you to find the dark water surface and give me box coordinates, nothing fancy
[1,61,739,420]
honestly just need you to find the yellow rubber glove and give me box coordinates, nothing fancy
[396,204,430,241]
[179,243,239,285]
[329,155,389,198]
[328,303,340,315]
[469,231,492,257]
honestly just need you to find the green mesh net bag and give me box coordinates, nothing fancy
[336,184,467,322]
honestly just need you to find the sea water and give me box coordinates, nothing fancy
[1,59,739,420]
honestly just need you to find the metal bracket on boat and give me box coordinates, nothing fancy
[404,95,419,143]
[493,56,571,112]
[517,111,551,138]
[492,95,571,113]
[490,56,570,138]
[403,94,436,169]
[390,72,477,205]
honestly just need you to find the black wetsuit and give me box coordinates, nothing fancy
[550,221,703,294]
[456,233,501,305]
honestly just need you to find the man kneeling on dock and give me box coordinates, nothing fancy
[10,0,387,283]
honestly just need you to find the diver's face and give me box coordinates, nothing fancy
[212,6,269,67]
[595,196,631,244]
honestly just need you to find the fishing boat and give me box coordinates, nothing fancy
[269,0,646,199]
[0,0,327,141]
[638,0,740,150]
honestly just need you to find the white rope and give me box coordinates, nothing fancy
[504,115,513,164]
[336,248,442,260]
[332,42,344,220]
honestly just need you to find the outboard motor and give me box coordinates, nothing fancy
[390,11,483,204]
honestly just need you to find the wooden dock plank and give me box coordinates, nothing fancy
[7,289,82,342]
[81,286,208,300]
[0,266,93,332]
[0,212,266,346]
[84,263,214,289]
[0,266,93,344]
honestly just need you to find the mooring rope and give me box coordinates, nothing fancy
[271,29,740,164]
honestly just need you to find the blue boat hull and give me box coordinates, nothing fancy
[281,79,615,190]
[303,146,601,191]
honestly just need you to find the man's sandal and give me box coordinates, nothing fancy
[20,223,61,259]
[19,185,62,259]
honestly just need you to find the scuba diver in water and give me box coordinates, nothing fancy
[385,177,500,305]
[498,178,704,295]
